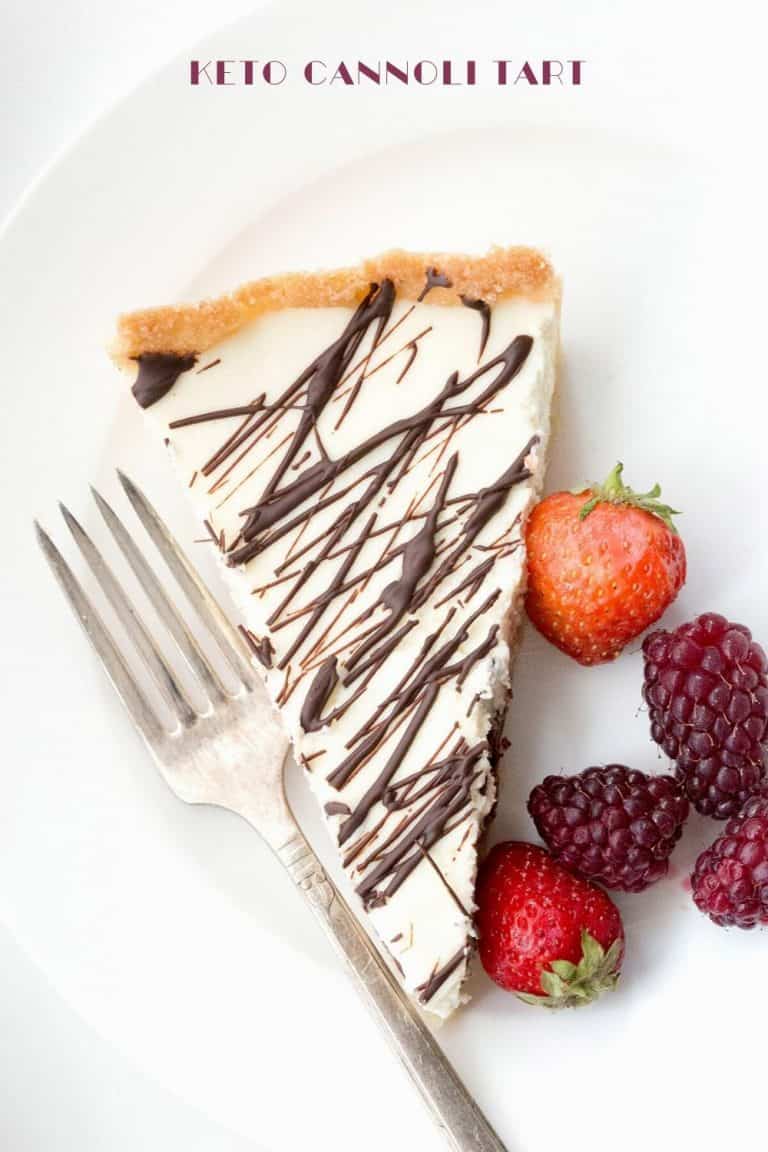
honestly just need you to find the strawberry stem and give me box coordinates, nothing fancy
[516,930,622,1009]
[578,462,681,534]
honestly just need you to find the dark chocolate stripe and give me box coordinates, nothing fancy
[132,353,197,409]
[460,295,492,361]
[300,656,339,733]
[324,800,351,817]
[417,266,452,302]
[417,947,467,1003]
[238,626,274,669]
[344,455,458,673]
[396,341,419,383]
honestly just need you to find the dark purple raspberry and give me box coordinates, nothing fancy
[528,764,689,892]
[642,613,768,819]
[692,789,768,927]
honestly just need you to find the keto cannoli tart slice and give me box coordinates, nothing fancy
[112,247,560,1017]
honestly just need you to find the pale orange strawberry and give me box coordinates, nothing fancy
[525,463,686,665]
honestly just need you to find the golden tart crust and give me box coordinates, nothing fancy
[112,246,558,360]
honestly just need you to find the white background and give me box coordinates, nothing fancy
[1,0,257,221]
[2,3,767,1151]
[2,6,267,1147]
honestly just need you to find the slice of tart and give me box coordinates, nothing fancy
[112,248,560,1018]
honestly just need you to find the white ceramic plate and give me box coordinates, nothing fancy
[2,3,767,1150]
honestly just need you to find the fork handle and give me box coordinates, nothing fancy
[276,831,507,1152]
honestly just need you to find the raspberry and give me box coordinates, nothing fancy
[692,790,768,927]
[642,613,768,818]
[528,765,689,892]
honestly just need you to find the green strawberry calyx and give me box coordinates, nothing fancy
[576,462,681,534]
[516,930,623,1009]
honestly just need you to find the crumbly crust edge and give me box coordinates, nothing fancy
[112,246,559,360]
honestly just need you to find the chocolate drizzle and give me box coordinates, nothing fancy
[355,741,486,908]
[324,800,351,817]
[417,946,468,1003]
[396,341,419,384]
[239,626,274,669]
[300,656,339,732]
[132,353,197,409]
[256,280,395,503]
[228,334,532,565]
[328,592,499,796]
[344,455,458,674]
[153,269,544,971]
[460,295,492,361]
[410,435,536,611]
[418,267,452,302]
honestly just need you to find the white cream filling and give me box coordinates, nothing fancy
[135,293,557,1017]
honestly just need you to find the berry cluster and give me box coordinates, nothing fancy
[480,467,768,1013]
[520,613,768,943]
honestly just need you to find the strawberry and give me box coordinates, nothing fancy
[525,462,686,665]
[476,842,624,1007]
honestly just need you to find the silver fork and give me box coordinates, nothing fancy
[35,472,507,1152]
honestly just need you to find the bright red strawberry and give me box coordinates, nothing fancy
[525,462,686,665]
[476,842,624,1007]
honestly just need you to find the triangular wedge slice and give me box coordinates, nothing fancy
[112,248,560,1017]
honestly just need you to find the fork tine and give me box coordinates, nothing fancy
[117,471,257,690]
[59,502,197,728]
[35,521,165,746]
[91,486,229,705]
